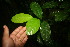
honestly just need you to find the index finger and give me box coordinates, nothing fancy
[11,26,23,36]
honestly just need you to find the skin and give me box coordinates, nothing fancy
[2,25,28,47]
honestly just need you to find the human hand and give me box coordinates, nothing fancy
[2,25,14,47]
[10,26,28,47]
[2,25,28,47]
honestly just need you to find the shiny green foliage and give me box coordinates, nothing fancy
[40,21,51,44]
[11,13,33,23]
[30,2,43,19]
[37,33,43,45]
[51,11,68,21]
[26,18,40,35]
[42,1,58,8]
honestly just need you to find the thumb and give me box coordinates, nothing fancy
[3,25,9,37]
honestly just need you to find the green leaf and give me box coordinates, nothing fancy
[11,13,33,23]
[42,1,58,8]
[26,18,40,35]
[40,21,51,44]
[37,32,43,45]
[30,2,43,19]
[52,11,68,21]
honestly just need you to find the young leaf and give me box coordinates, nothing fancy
[30,2,43,19]
[11,13,33,23]
[26,18,40,35]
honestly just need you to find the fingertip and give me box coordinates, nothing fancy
[24,36,28,41]
[20,27,26,32]
[23,27,26,30]
[15,26,23,31]
[3,25,6,28]
[25,26,26,28]
[19,26,23,27]
[18,26,23,29]
[3,25,9,37]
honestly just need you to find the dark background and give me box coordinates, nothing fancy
[0,0,70,47]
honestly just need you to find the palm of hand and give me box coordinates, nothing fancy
[10,26,28,47]
[3,25,28,47]
[2,37,14,47]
